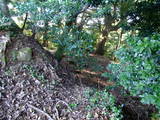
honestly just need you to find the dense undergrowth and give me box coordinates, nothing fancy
[103,34,160,118]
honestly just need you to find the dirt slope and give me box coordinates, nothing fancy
[0,34,157,120]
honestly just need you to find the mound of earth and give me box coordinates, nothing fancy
[0,33,116,120]
[0,33,157,120]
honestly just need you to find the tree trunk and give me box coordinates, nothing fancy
[95,37,107,55]
[94,14,112,56]
[94,11,121,56]
[42,23,49,47]
[95,29,109,55]
[115,30,123,51]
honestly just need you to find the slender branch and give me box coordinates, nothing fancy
[22,13,28,31]
[77,14,90,30]
[55,99,72,111]
[76,4,90,17]
[66,4,90,26]
[110,20,123,31]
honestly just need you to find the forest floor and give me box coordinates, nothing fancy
[59,55,157,120]
[0,34,157,120]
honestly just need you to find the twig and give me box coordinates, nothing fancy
[79,78,84,101]
[54,106,60,120]
[55,99,72,111]
[26,103,55,120]
[22,13,28,31]
[53,99,72,120]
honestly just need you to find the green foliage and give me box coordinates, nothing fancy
[69,103,78,109]
[0,10,11,31]
[84,88,122,120]
[54,45,65,62]
[87,0,104,6]
[52,26,95,63]
[127,0,160,36]
[104,31,121,60]
[151,112,160,120]
[0,12,10,25]
[13,0,95,64]
[22,65,46,83]
[105,34,160,110]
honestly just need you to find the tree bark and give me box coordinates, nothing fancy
[95,35,108,55]
[95,24,109,55]
[42,20,49,47]
[115,30,123,51]
[94,3,123,56]
[94,14,112,55]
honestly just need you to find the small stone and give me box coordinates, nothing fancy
[17,47,32,61]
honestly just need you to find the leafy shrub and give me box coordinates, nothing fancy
[104,31,122,60]
[22,65,46,83]
[84,88,122,120]
[52,26,95,64]
[0,10,11,31]
[0,12,10,25]
[13,0,95,65]
[104,34,160,111]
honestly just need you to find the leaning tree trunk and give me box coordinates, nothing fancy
[94,14,111,56]
[42,19,49,47]
[95,37,107,55]
[95,29,109,55]
[94,12,120,56]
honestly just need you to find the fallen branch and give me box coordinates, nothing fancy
[27,103,55,120]
[55,99,72,112]
[53,106,60,120]
[53,99,72,120]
